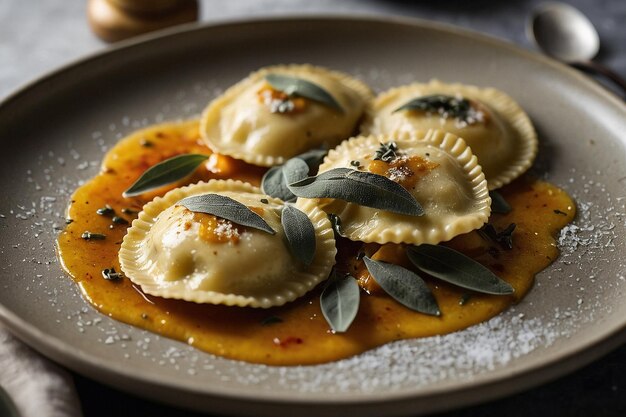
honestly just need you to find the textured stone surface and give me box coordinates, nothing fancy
[1,0,625,416]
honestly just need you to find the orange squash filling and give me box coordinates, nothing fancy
[57,120,575,366]
[257,85,307,114]
[368,155,439,190]
[188,211,243,245]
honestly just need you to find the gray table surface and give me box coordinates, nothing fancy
[1,0,625,416]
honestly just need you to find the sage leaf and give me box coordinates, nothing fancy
[281,205,316,266]
[282,157,310,186]
[363,257,440,316]
[177,194,275,235]
[288,168,424,216]
[261,166,296,202]
[123,154,208,197]
[489,190,512,214]
[406,244,514,295]
[478,223,516,250]
[265,74,343,112]
[261,153,323,202]
[296,148,328,169]
[320,272,360,332]
[393,94,471,121]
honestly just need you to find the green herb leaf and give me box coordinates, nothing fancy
[282,158,310,185]
[288,168,424,216]
[406,244,514,295]
[489,191,512,214]
[320,272,360,332]
[81,231,106,240]
[265,74,343,112]
[374,142,398,162]
[102,267,123,281]
[393,94,472,121]
[295,148,328,169]
[328,213,346,237]
[177,194,275,235]
[260,316,283,326]
[111,216,129,225]
[261,152,324,202]
[363,257,440,316]
[281,205,316,266]
[123,154,209,197]
[261,166,296,202]
[478,223,516,250]
[96,205,115,216]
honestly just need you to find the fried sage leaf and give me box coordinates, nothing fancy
[265,74,343,112]
[406,244,514,295]
[281,204,316,266]
[288,168,424,216]
[489,190,512,214]
[320,272,360,333]
[123,154,208,197]
[177,194,275,235]
[363,257,440,316]
[393,94,471,121]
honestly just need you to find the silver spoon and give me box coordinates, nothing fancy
[528,2,626,96]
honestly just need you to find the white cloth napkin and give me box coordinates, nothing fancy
[0,324,82,417]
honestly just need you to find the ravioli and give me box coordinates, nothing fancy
[300,130,491,244]
[200,64,373,167]
[361,80,537,190]
[119,180,336,308]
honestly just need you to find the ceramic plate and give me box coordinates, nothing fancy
[0,17,625,417]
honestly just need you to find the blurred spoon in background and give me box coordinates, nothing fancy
[528,2,626,97]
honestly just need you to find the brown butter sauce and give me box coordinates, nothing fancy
[57,120,575,365]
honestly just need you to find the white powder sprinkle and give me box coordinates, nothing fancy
[2,81,622,399]
[214,219,240,239]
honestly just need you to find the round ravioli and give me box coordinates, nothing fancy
[361,80,537,190]
[200,64,373,167]
[299,130,491,245]
[119,180,336,308]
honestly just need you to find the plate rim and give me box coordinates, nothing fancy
[1,14,625,413]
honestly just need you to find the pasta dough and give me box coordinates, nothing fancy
[361,80,537,190]
[201,64,373,167]
[119,180,336,308]
[299,130,491,244]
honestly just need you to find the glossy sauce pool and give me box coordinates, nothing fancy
[57,120,575,365]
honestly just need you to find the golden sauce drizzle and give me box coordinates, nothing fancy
[57,120,575,366]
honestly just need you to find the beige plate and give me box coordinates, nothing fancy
[0,17,624,417]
